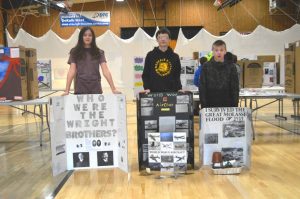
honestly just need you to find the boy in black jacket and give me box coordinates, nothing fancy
[199,40,239,108]
[142,28,182,92]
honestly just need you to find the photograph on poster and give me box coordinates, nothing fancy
[205,134,218,144]
[141,98,154,107]
[56,144,65,155]
[175,129,189,138]
[177,95,189,104]
[175,104,188,113]
[145,130,157,138]
[160,163,174,172]
[173,132,187,141]
[161,156,174,163]
[144,120,158,130]
[97,151,114,166]
[73,152,90,168]
[186,79,194,86]
[174,142,186,150]
[223,121,245,138]
[149,141,161,150]
[149,153,161,163]
[176,120,189,128]
[148,133,160,142]
[174,163,187,171]
[265,68,269,74]
[149,163,161,170]
[161,142,173,150]
[174,155,186,163]
[181,67,185,74]
[186,66,194,74]
[222,148,244,165]
[159,117,175,132]
[141,107,154,116]
[160,132,173,142]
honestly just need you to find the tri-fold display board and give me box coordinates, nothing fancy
[137,92,194,171]
[50,94,128,176]
[200,107,252,168]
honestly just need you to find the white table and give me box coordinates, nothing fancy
[0,98,50,146]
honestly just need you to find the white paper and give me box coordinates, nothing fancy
[10,48,20,58]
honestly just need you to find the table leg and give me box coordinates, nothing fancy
[275,99,287,120]
[40,104,44,146]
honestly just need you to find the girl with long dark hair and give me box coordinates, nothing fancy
[63,26,120,95]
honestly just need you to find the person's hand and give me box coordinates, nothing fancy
[140,89,150,94]
[62,91,69,96]
[112,89,122,94]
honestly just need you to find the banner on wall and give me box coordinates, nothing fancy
[137,92,194,171]
[50,94,128,176]
[199,107,252,168]
[60,11,110,27]
[37,60,52,91]
[133,57,145,97]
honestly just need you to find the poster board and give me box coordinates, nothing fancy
[50,94,128,175]
[263,62,277,86]
[137,92,194,171]
[199,107,252,168]
[180,58,198,91]
[37,60,52,90]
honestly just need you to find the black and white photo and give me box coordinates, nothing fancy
[140,98,154,107]
[149,153,161,163]
[181,66,185,74]
[160,163,174,172]
[176,95,189,104]
[148,133,160,142]
[149,141,161,150]
[161,156,174,163]
[144,120,158,130]
[174,142,186,150]
[222,148,244,165]
[223,121,245,138]
[176,120,189,129]
[141,107,154,116]
[205,134,218,144]
[97,151,114,166]
[145,130,157,138]
[175,104,188,113]
[73,152,90,168]
[161,142,173,150]
[186,65,194,74]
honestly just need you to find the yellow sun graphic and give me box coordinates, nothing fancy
[155,59,172,76]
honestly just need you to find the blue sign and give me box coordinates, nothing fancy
[60,11,110,27]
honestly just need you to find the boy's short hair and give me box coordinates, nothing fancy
[212,40,226,50]
[233,54,238,63]
[156,27,171,39]
[199,56,208,65]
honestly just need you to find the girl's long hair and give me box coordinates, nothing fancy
[70,26,100,61]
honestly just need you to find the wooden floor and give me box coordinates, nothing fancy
[1,99,300,199]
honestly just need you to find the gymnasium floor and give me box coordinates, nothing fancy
[0,97,300,199]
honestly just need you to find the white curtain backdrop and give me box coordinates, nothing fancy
[7,24,300,100]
